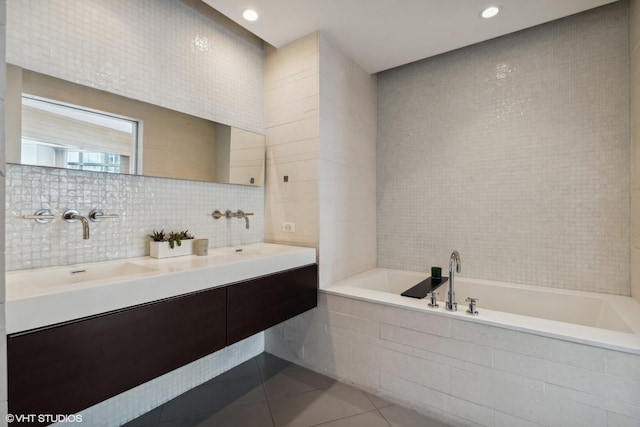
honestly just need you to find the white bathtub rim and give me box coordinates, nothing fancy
[323,268,640,355]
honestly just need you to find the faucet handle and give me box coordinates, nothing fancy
[89,209,119,222]
[427,291,439,308]
[62,209,81,222]
[465,297,479,316]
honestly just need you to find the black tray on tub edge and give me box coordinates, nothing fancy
[401,277,448,299]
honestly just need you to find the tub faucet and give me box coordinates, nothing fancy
[63,209,90,240]
[447,250,461,311]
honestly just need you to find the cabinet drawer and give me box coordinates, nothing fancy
[8,286,226,424]
[227,264,318,345]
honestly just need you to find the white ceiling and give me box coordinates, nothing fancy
[204,0,619,74]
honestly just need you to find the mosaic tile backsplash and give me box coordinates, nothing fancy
[5,0,267,271]
[5,165,264,270]
[377,2,631,295]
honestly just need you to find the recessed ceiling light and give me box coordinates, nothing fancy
[242,9,259,22]
[481,6,501,19]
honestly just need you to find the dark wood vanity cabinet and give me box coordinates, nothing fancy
[7,286,227,424]
[7,263,318,425]
[227,264,318,345]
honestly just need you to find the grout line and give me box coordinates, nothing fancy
[306,409,389,427]
[256,356,278,427]
[374,408,394,427]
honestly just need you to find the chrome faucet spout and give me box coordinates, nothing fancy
[446,251,461,311]
[79,215,90,239]
[63,210,90,239]
[236,210,254,229]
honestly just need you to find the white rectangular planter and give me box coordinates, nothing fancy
[150,240,194,259]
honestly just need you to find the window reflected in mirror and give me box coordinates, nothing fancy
[21,95,137,174]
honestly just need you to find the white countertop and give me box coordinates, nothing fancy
[6,243,316,334]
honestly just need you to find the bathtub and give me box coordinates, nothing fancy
[323,268,640,354]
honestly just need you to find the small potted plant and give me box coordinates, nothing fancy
[149,229,196,258]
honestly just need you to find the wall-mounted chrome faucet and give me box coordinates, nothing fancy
[446,250,461,311]
[212,209,255,229]
[63,210,90,240]
[234,210,254,229]
[61,209,120,239]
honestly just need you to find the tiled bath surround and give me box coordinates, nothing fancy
[377,2,631,295]
[266,293,640,427]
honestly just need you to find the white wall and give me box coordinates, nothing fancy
[264,32,377,287]
[264,33,320,250]
[377,2,630,295]
[318,33,377,287]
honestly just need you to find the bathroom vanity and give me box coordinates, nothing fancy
[5,244,317,424]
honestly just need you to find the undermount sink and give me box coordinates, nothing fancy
[6,243,317,334]
[213,243,297,256]
[7,261,157,289]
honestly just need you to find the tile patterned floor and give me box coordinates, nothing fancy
[123,353,451,427]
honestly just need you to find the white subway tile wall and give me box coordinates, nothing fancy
[264,32,378,288]
[318,32,377,287]
[264,33,321,250]
[5,164,264,270]
[6,0,264,133]
[265,294,640,427]
[377,2,631,295]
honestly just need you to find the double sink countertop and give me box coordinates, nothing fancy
[6,243,316,334]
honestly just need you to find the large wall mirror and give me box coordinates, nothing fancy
[6,65,265,186]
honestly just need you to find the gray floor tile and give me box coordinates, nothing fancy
[125,353,454,427]
[263,366,336,400]
[379,405,452,427]
[257,352,294,379]
[313,410,392,427]
[196,401,274,427]
[365,392,394,409]
[157,415,208,427]
[206,358,260,384]
[269,382,375,427]
[159,375,266,422]
[121,407,163,426]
